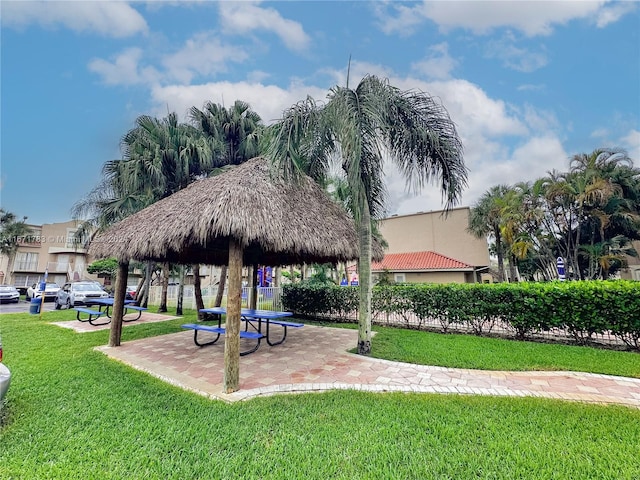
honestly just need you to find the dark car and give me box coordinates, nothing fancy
[0,285,20,303]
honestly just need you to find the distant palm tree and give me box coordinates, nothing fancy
[267,74,466,354]
[0,209,32,284]
[468,185,511,282]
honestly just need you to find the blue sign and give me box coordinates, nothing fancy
[340,277,348,287]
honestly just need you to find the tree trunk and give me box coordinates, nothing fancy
[176,265,185,315]
[223,238,243,393]
[250,263,258,310]
[289,265,295,284]
[508,253,518,283]
[274,266,281,287]
[194,264,204,319]
[108,260,129,347]
[158,262,169,312]
[214,264,227,307]
[357,204,373,355]
[494,228,505,282]
[140,262,151,307]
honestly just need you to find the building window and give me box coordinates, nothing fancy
[14,252,39,271]
[394,273,406,283]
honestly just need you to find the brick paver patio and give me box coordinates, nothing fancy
[94,323,640,407]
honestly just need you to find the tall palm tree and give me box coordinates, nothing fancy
[267,75,466,354]
[468,185,511,282]
[74,112,215,311]
[190,101,265,309]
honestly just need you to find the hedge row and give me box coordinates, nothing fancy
[282,281,640,350]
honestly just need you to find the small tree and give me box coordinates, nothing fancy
[87,258,118,284]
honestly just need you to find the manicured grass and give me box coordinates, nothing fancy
[0,310,639,479]
[367,326,640,378]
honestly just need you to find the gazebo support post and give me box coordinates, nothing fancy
[223,238,243,393]
[109,260,129,347]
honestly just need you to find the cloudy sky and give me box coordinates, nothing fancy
[2,0,639,225]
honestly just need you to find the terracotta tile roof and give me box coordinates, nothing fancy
[371,251,473,272]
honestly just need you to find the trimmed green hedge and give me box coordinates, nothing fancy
[282,281,640,350]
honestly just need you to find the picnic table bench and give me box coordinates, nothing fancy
[74,307,109,326]
[122,305,148,322]
[181,323,265,355]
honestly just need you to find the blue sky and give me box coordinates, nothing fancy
[2,0,639,225]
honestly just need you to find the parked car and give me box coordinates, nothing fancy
[0,285,20,303]
[0,339,10,404]
[54,281,109,309]
[126,285,138,300]
[26,282,61,301]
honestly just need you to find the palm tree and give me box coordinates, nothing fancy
[267,74,466,354]
[468,185,511,282]
[0,209,33,284]
[190,101,264,309]
[74,112,215,311]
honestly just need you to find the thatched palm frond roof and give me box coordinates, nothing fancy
[89,157,381,266]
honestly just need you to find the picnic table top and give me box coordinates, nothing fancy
[200,307,293,319]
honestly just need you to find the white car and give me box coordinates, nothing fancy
[54,281,109,309]
[0,285,20,303]
[26,282,60,301]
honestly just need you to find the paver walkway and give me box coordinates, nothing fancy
[53,312,179,333]
[96,324,640,407]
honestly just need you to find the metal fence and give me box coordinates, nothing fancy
[147,285,283,311]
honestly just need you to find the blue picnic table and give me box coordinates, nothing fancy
[182,307,303,355]
[85,298,146,321]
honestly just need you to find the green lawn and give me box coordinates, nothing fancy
[368,325,640,378]
[1,310,639,479]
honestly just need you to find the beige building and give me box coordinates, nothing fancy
[374,207,490,284]
[0,220,97,291]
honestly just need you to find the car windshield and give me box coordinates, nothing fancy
[0,286,15,292]
[74,284,103,292]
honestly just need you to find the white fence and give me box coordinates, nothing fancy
[147,285,283,311]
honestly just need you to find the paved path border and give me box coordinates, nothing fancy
[96,324,640,407]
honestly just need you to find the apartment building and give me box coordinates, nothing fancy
[0,220,97,291]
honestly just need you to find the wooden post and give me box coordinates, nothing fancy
[109,260,129,347]
[223,238,243,393]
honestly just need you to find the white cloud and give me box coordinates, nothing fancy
[411,43,458,80]
[89,33,247,87]
[1,0,148,37]
[596,1,638,27]
[619,129,640,162]
[484,33,548,72]
[517,84,545,92]
[217,1,311,52]
[88,48,159,86]
[149,81,328,123]
[161,33,248,84]
[377,1,631,37]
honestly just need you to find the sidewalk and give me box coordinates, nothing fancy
[96,324,640,407]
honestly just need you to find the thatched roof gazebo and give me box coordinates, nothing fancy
[89,157,369,392]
